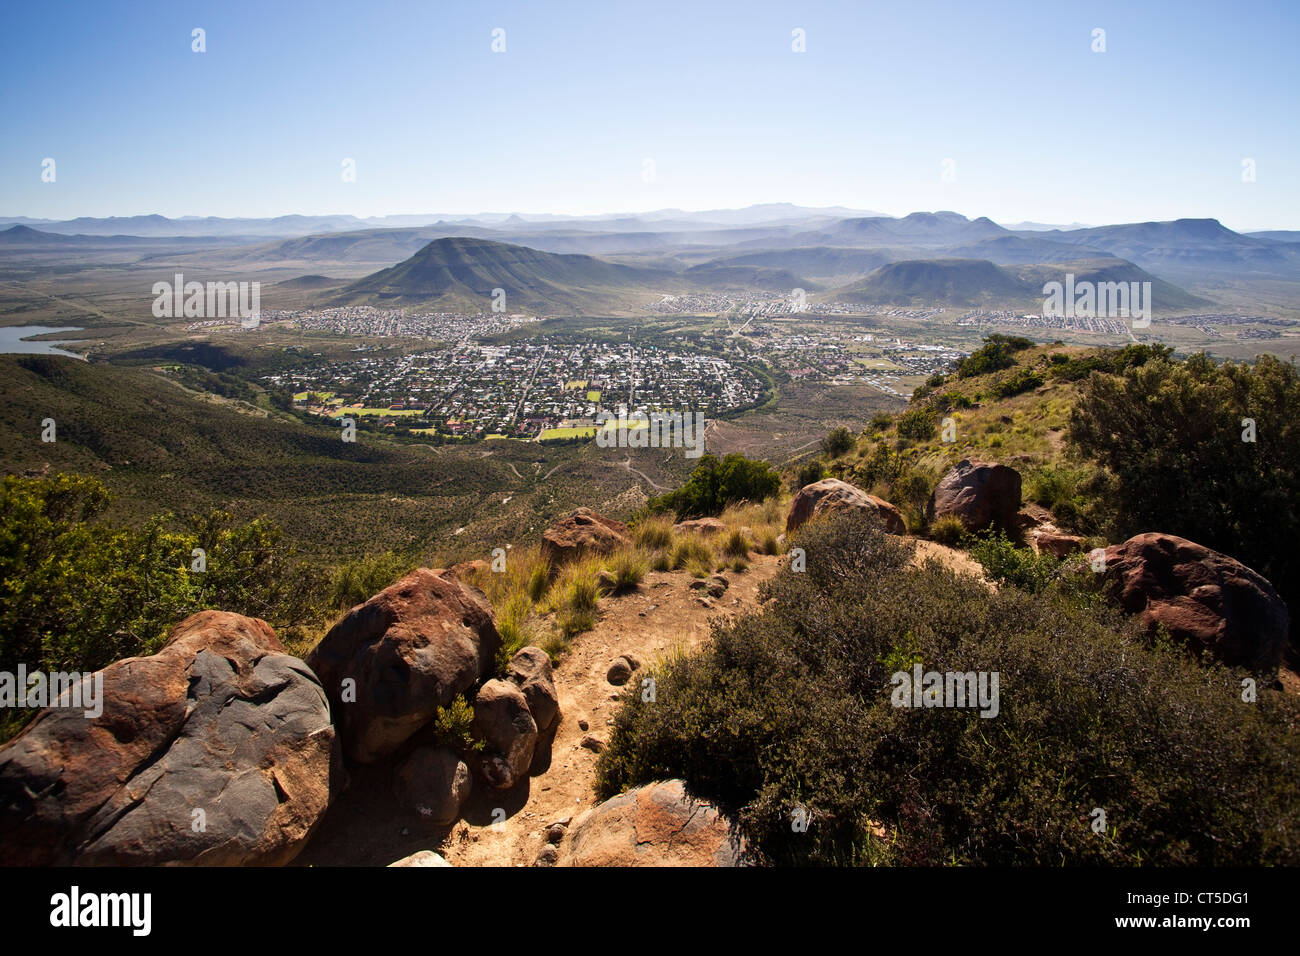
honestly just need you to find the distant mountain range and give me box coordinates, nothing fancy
[835,257,1208,310]
[3,206,1295,315]
[0,204,886,239]
[325,235,1210,316]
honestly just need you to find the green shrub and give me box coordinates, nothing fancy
[822,427,855,458]
[671,536,713,573]
[604,550,646,594]
[493,593,533,674]
[632,516,674,551]
[431,697,482,751]
[955,334,1033,379]
[895,408,937,442]
[1070,351,1300,625]
[966,531,1060,593]
[988,366,1044,399]
[721,527,752,558]
[928,514,967,545]
[649,453,781,519]
[557,606,597,639]
[328,550,411,612]
[597,512,1300,866]
[792,459,825,489]
[1025,465,1087,511]
[888,466,935,531]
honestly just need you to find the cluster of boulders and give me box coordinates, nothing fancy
[0,482,1292,870]
[0,564,562,866]
[306,567,560,812]
[786,459,1292,671]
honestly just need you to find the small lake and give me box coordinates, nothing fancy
[0,326,86,359]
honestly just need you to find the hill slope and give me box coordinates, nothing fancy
[337,237,673,313]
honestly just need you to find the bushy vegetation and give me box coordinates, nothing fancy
[792,459,824,489]
[1048,343,1172,382]
[430,696,481,752]
[928,514,967,545]
[603,550,646,594]
[0,474,327,739]
[955,333,1034,379]
[327,551,413,613]
[966,531,1064,594]
[597,512,1300,865]
[987,365,1044,399]
[821,426,855,458]
[1069,352,1300,630]
[648,453,781,519]
[895,408,937,442]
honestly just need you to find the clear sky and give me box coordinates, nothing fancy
[2,0,1297,230]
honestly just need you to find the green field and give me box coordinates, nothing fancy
[586,390,602,402]
[539,426,598,439]
[329,407,424,418]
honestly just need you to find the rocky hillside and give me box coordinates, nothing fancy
[2,341,1297,866]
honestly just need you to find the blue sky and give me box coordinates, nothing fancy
[2,0,1297,229]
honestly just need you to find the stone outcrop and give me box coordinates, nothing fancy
[394,746,472,825]
[673,517,726,536]
[0,611,339,866]
[540,508,631,566]
[305,568,500,764]
[1100,533,1290,669]
[560,779,744,867]
[471,679,538,790]
[786,478,906,535]
[927,459,1021,533]
[507,646,559,733]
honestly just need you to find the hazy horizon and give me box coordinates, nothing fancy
[3,0,1297,230]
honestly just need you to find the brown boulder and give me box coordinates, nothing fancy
[0,611,340,866]
[305,568,500,764]
[673,517,726,536]
[1032,528,1085,559]
[394,746,472,825]
[786,478,906,535]
[927,459,1021,532]
[560,780,744,866]
[540,508,630,566]
[388,849,451,867]
[471,679,538,789]
[444,559,490,583]
[1101,533,1290,669]
[1016,503,1055,531]
[507,646,559,732]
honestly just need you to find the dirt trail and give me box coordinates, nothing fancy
[295,555,781,867]
[441,555,781,866]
